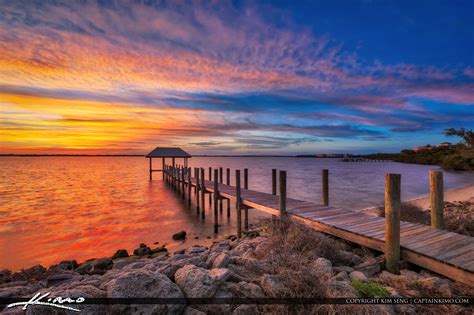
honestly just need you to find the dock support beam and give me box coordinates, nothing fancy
[214,170,219,233]
[430,170,444,229]
[219,167,223,213]
[385,173,401,275]
[279,170,287,216]
[187,167,192,207]
[236,170,242,238]
[209,167,212,206]
[196,169,200,213]
[226,168,231,217]
[200,168,205,219]
[272,169,277,195]
[149,158,152,180]
[322,169,329,206]
[244,168,249,229]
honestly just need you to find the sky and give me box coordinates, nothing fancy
[0,0,473,155]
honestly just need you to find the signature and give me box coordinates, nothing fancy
[7,292,85,312]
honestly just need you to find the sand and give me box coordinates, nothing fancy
[406,183,474,210]
[361,183,474,216]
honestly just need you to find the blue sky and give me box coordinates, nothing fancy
[0,0,473,154]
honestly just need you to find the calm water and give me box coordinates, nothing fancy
[1,156,473,271]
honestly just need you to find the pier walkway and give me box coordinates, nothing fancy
[163,167,474,285]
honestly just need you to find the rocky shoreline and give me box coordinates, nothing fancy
[1,219,473,314]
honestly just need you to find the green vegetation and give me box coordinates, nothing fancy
[361,128,474,170]
[351,279,390,298]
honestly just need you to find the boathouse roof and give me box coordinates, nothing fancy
[145,147,191,158]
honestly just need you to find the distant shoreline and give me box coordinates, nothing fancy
[0,154,342,158]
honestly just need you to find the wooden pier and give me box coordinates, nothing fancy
[161,165,474,285]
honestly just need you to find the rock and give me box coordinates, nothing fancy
[133,245,152,256]
[174,249,186,255]
[209,268,231,282]
[336,250,362,266]
[113,258,141,270]
[185,246,207,255]
[76,258,113,275]
[112,249,129,259]
[349,271,368,282]
[175,264,218,298]
[229,281,265,298]
[332,271,350,282]
[151,246,168,254]
[211,240,231,252]
[57,260,78,270]
[325,280,357,297]
[12,265,46,282]
[184,307,207,315]
[212,253,230,268]
[385,286,402,298]
[395,304,416,314]
[310,258,332,278]
[353,257,382,276]
[46,274,74,287]
[173,231,187,240]
[333,266,354,273]
[206,252,220,267]
[0,269,12,283]
[107,270,184,314]
[0,284,42,298]
[260,274,287,297]
[400,269,421,280]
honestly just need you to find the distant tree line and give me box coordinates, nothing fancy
[360,128,474,171]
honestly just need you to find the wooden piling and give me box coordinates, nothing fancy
[196,168,200,213]
[214,170,219,233]
[187,167,192,206]
[385,173,401,275]
[149,158,152,180]
[177,167,181,195]
[236,169,242,238]
[430,170,444,229]
[162,158,165,180]
[322,169,329,206]
[200,168,205,219]
[209,167,212,206]
[219,167,223,213]
[226,168,231,217]
[181,166,185,199]
[244,168,248,189]
[279,170,287,216]
[272,169,277,195]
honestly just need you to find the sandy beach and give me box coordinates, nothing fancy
[406,183,474,209]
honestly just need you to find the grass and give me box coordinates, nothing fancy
[376,201,473,237]
[351,279,389,298]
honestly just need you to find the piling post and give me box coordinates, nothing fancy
[430,170,444,229]
[181,166,185,199]
[162,158,165,180]
[322,169,329,206]
[149,158,152,180]
[272,169,277,195]
[201,168,206,219]
[236,170,242,238]
[214,170,219,233]
[209,167,212,206]
[226,168,231,217]
[219,167,223,213]
[196,168,200,213]
[244,168,248,189]
[279,170,287,216]
[187,167,192,206]
[385,173,401,275]
[177,167,181,195]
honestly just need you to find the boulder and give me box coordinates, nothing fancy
[57,260,78,271]
[133,245,152,256]
[379,271,410,290]
[76,258,113,275]
[0,269,12,284]
[353,257,382,276]
[349,271,368,282]
[209,268,231,282]
[184,307,207,315]
[112,249,129,260]
[185,246,207,255]
[332,271,350,282]
[310,258,333,278]
[228,281,265,298]
[46,273,75,287]
[0,284,42,298]
[333,266,353,273]
[212,253,230,268]
[325,280,357,297]
[336,250,362,266]
[233,305,259,314]
[107,270,184,314]
[172,231,187,240]
[175,264,218,298]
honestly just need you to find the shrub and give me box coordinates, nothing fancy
[351,279,389,298]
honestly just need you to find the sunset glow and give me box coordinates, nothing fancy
[1,0,473,154]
